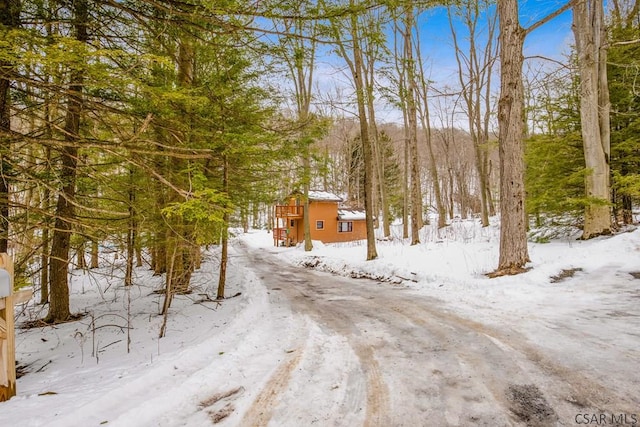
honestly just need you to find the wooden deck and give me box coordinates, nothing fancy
[273,205,303,246]
[275,205,303,218]
[273,227,296,246]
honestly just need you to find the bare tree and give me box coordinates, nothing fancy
[326,1,379,260]
[414,21,447,229]
[394,3,423,244]
[361,9,391,239]
[449,0,498,227]
[277,3,319,252]
[493,0,576,276]
[407,8,424,244]
[389,20,411,239]
[573,0,612,238]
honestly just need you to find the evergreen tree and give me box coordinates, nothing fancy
[609,9,640,225]
[525,65,587,226]
[0,0,21,253]
[525,134,586,226]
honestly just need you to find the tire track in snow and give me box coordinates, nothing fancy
[239,347,305,427]
[240,243,638,426]
[241,247,392,425]
[355,344,389,427]
[391,300,639,423]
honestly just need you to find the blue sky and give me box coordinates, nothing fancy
[520,0,575,59]
[415,2,574,82]
[374,1,577,124]
[293,1,578,124]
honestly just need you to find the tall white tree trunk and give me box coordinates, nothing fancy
[573,0,612,239]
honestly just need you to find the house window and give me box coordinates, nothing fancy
[290,220,295,227]
[316,220,324,230]
[338,221,353,232]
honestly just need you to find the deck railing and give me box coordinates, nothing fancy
[273,227,287,240]
[275,205,303,217]
[273,227,295,246]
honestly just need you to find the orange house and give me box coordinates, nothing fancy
[273,191,367,246]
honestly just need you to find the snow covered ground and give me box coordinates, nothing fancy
[1,219,638,426]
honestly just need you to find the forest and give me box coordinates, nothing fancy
[0,0,638,324]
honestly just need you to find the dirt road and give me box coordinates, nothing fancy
[236,245,638,427]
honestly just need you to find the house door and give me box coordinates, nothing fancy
[288,219,298,245]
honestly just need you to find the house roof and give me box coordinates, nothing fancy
[308,191,343,202]
[338,209,366,221]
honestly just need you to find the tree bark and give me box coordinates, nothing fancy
[46,0,88,322]
[76,242,86,270]
[494,0,530,275]
[125,166,135,286]
[217,156,229,299]
[402,6,422,245]
[166,37,196,295]
[402,117,409,239]
[366,79,390,238]
[350,17,378,260]
[393,30,410,240]
[279,13,316,252]
[303,156,313,251]
[40,147,51,303]
[329,3,378,259]
[90,239,98,269]
[573,0,612,239]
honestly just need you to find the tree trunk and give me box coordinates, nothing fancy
[46,0,88,322]
[331,5,379,260]
[168,230,193,294]
[475,149,491,226]
[494,0,530,275]
[412,24,445,232]
[153,230,166,275]
[403,9,422,245]
[362,37,389,238]
[217,156,229,299]
[217,228,228,299]
[193,245,201,270]
[303,150,313,252]
[621,195,633,224]
[352,24,378,260]
[448,168,455,220]
[125,167,135,286]
[449,1,498,228]
[40,149,51,303]
[0,0,21,253]
[90,239,98,268]
[165,37,196,295]
[76,242,86,270]
[402,120,409,239]
[484,153,496,216]
[135,232,143,268]
[367,84,390,238]
[40,227,49,304]
[573,0,612,239]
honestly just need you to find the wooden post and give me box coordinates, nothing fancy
[0,253,16,401]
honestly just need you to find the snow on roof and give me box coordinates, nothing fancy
[308,191,342,202]
[337,208,366,221]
